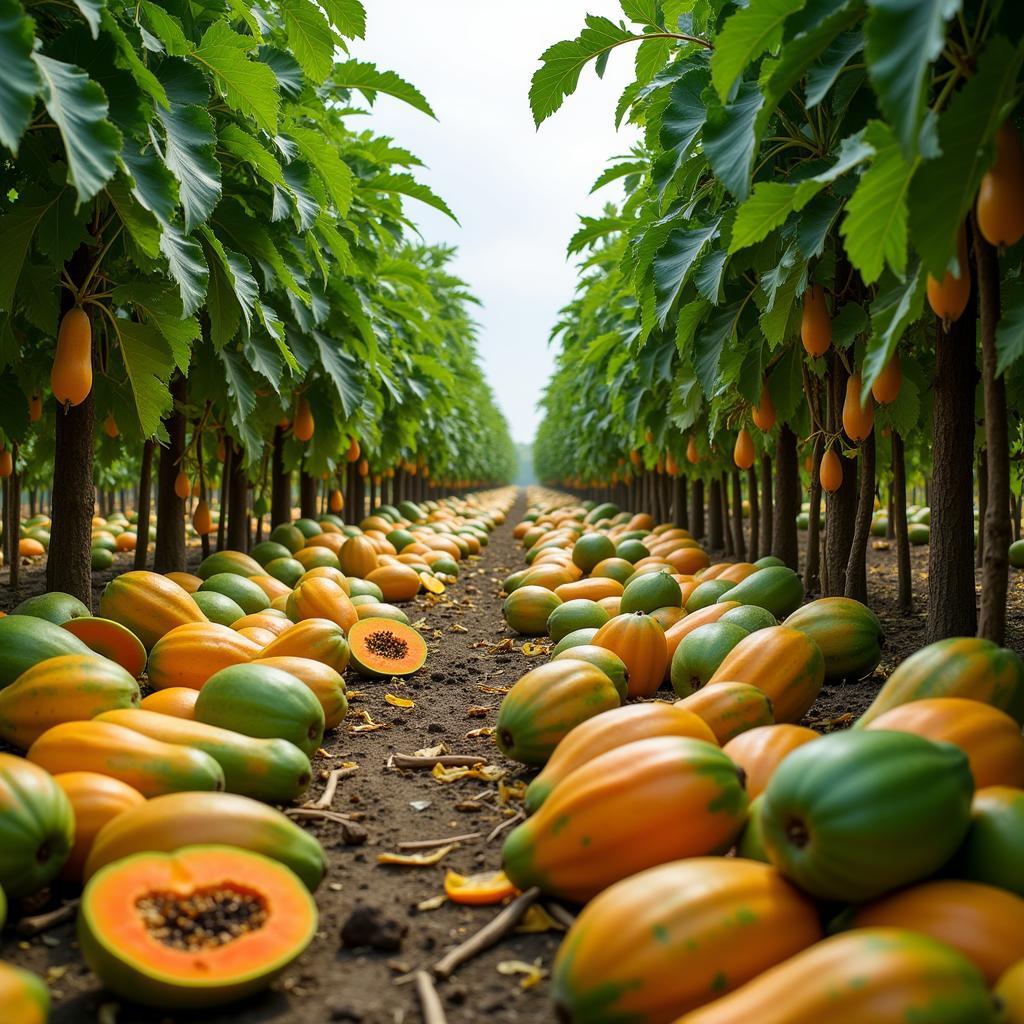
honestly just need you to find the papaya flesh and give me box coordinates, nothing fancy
[78,845,317,1009]
[348,618,427,678]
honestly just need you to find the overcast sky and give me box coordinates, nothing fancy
[353,1,637,445]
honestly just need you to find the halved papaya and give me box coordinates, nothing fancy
[61,617,149,678]
[348,618,427,678]
[78,845,317,1009]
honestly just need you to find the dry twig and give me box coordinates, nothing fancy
[16,900,80,936]
[391,754,488,770]
[309,765,359,809]
[397,832,482,851]
[415,970,448,1024]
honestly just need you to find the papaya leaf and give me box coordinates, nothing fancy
[158,221,208,317]
[861,261,924,399]
[653,67,708,197]
[0,196,53,313]
[139,1,189,56]
[711,0,805,101]
[289,126,353,216]
[36,187,92,264]
[694,303,737,398]
[360,173,457,223]
[840,121,914,284]
[100,11,168,108]
[331,60,435,117]
[321,0,366,39]
[192,22,280,134]
[591,159,649,193]
[805,29,861,107]
[281,0,334,84]
[312,330,364,418]
[156,102,220,232]
[908,35,1022,278]
[116,319,176,436]
[654,220,720,328]
[0,0,40,154]
[864,0,960,157]
[620,0,660,26]
[69,0,102,39]
[996,283,1024,377]
[0,368,30,441]
[32,54,122,204]
[702,80,763,201]
[529,15,635,127]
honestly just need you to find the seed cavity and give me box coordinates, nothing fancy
[365,629,409,662]
[136,886,267,951]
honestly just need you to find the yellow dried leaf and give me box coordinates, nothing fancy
[377,844,456,867]
[498,779,527,805]
[515,905,566,934]
[449,622,469,633]
[417,894,448,912]
[466,705,494,717]
[385,693,415,709]
[414,743,449,758]
[350,709,388,733]
[478,683,512,694]
[431,763,505,784]
[346,690,364,700]
[521,642,550,656]
[465,727,495,738]
[496,958,547,989]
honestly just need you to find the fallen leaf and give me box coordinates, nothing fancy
[350,709,388,733]
[521,642,550,656]
[416,894,447,912]
[450,623,469,633]
[385,693,415,709]
[466,705,495,717]
[414,743,450,758]
[478,683,511,694]
[515,905,566,934]
[411,618,429,630]
[346,690,365,700]
[465,727,495,738]
[496,958,547,989]
[431,763,505,784]
[498,780,527,804]
[377,844,456,867]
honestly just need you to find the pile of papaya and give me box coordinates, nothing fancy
[0,490,514,1015]
[493,493,1024,1023]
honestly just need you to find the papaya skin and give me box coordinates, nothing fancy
[52,305,93,406]
[977,123,1024,247]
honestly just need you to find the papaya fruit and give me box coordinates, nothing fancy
[52,305,93,406]
[551,644,628,701]
[546,599,609,643]
[347,618,427,679]
[926,224,971,324]
[676,681,774,744]
[28,720,226,798]
[0,653,141,749]
[717,565,803,619]
[733,427,755,470]
[592,611,667,697]
[96,709,312,803]
[784,596,883,681]
[84,791,326,890]
[552,858,820,1024]
[618,570,682,614]
[259,617,351,673]
[0,963,50,1024]
[194,664,325,757]
[721,723,820,800]
[842,375,874,441]
[197,550,264,580]
[670,622,749,697]
[199,573,271,615]
[285,577,358,632]
[503,585,562,635]
[0,613,92,688]
[952,785,1024,897]
[977,122,1024,247]
[12,591,89,625]
[503,736,746,902]
[53,771,146,883]
[0,752,75,897]
[98,571,208,650]
[147,622,261,691]
[820,448,842,492]
[78,845,317,1009]
[140,686,198,719]
[61,616,148,677]
[495,659,621,766]
[800,284,831,357]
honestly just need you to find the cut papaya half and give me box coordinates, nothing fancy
[419,571,445,595]
[348,618,427,679]
[62,616,148,678]
[78,844,317,1009]
[444,869,518,906]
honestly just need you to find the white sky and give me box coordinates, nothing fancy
[353,1,638,445]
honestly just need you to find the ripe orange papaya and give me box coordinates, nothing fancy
[926,224,971,323]
[52,305,93,406]
[800,285,831,357]
[977,123,1024,247]
[842,375,874,441]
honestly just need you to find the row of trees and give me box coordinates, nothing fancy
[0,0,514,603]
[531,0,1024,644]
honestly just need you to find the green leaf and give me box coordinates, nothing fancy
[33,54,122,203]
[831,301,867,348]
[200,226,258,330]
[70,0,102,38]
[805,29,861,107]
[116,319,175,436]
[711,0,806,101]
[192,22,280,134]
[694,304,737,397]
[361,173,458,223]
[0,0,41,153]
[864,0,960,156]
[797,192,842,258]
[759,270,801,346]
[840,121,914,284]
[529,15,635,126]
[220,123,285,186]
[703,80,763,200]
[997,283,1024,376]
[653,220,720,327]
[311,330,363,417]
[158,221,209,317]
[321,0,366,39]
[620,0,660,25]
[767,342,803,422]
[100,11,168,108]
[908,35,1022,277]
[861,261,925,398]
[220,346,262,456]
[731,182,814,252]
[635,37,672,85]
[591,159,649,193]
[288,126,353,216]
[121,144,179,225]
[0,198,51,312]
[694,246,728,304]
[653,67,709,197]
[258,45,304,100]
[139,1,189,56]
[106,176,161,258]
[331,60,435,118]
[37,187,92,263]
[157,102,220,232]
[0,368,30,441]
[281,0,334,84]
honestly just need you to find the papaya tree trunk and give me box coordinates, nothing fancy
[690,478,705,541]
[892,431,912,613]
[747,465,760,562]
[927,281,978,642]
[976,228,1010,644]
[299,467,317,521]
[134,439,154,570]
[707,477,723,551]
[719,473,734,556]
[773,425,800,571]
[977,449,987,569]
[227,441,249,551]
[216,446,230,552]
[8,444,20,591]
[271,425,291,527]
[759,453,772,560]
[196,429,210,560]
[153,373,187,574]
[672,474,687,529]
[731,469,746,561]
[845,430,875,603]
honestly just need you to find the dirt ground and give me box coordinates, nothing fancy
[2,492,1023,1023]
